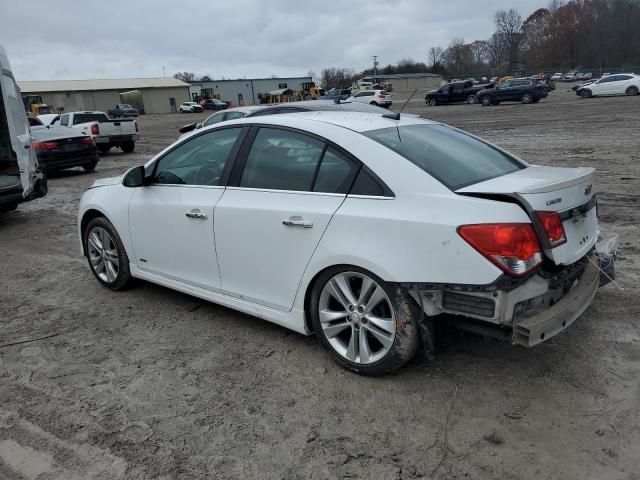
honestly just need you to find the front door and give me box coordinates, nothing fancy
[128,126,244,291]
[214,127,359,311]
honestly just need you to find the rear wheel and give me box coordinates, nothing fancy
[466,94,478,104]
[625,86,639,96]
[310,266,420,375]
[121,141,135,153]
[84,216,133,291]
[83,162,97,172]
[521,93,533,104]
[369,101,378,106]
[580,89,592,98]
[481,96,492,106]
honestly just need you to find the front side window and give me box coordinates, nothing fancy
[239,128,324,191]
[153,127,242,186]
[203,112,225,126]
[365,124,524,190]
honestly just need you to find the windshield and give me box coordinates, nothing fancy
[73,113,109,124]
[364,124,525,190]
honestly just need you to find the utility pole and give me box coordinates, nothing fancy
[162,66,166,78]
[372,56,379,76]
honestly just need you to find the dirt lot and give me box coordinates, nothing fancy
[1,87,639,480]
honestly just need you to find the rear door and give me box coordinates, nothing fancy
[214,126,359,311]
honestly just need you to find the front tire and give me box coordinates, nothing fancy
[84,217,133,291]
[626,86,639,96]
[428,98,437,106]
[580,89,592,98]
[481,96,492,106]
[310,266,420,376]
[521,93,533,104]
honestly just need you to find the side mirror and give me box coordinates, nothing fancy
[178,122,197,134]
[122,165,148,187]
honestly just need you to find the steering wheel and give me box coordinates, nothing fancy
[193,163,223,186]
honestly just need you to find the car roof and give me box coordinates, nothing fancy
[229,110,434,133]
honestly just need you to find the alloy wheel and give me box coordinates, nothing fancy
[626,86,639,96]
[467,95,477,104]
[318,272,396,365]
[87,226,120,283]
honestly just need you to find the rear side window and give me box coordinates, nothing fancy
[313,147,358,194]
[73,113,108,124]
[364,124,524,190]
[60,114,69,126]
[203,112,225,126]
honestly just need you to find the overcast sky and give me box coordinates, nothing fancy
[2,0,543,81]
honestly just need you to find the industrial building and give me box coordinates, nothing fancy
[17,77,190,114]
[360,73,443,91]
[189,76,312,106]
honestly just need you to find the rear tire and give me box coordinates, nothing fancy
[369,101,378,106]
[83,162,97,172]
[466,94,478,104]
[0,203,18,213]
[481,96,492,106]
[626,86,639,96]
[83,216,133,291]
[310,266,421,376]
[121,141,135,153]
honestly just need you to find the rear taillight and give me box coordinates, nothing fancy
[135,121,138,132]
[32,141,58,150]
[536,211,567,247]
[80,136,94,144]
[91,123,99,135]
[458,223,542,277]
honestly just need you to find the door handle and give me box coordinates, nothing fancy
[282,216,313,228]
[185,210,207,220]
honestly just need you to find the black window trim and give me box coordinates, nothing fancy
[148,124,250,187]
[226,124,394,197]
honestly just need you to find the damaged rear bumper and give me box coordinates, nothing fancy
[407,236,616,347]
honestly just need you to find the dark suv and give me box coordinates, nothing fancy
[476,79,548,106]
[425,80,493,105]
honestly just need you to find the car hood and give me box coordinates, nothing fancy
[90,176,122,188]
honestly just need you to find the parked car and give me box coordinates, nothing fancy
[0,45,47,213]
[322,88,352,101]
[550,72,564,81]
[179,102,203,113]
[201,99,228,111]
[178,101,393,136]
[347,90,392,108]
[562,72,578,82]
[576,73,640,98]
[425,80,494,106]
[582,72,593,80]
[31,125,98,173]
[37,113,60,126]
[572,79,596,91]
[78,111,613,375]
[108,104,139,118]
[477,79,548,106]
[59,111,138,154]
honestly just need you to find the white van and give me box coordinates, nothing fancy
[0,46,46,212]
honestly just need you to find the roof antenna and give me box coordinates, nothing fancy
[382,88,417,120]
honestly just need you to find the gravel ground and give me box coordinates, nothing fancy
[1,87,639,480]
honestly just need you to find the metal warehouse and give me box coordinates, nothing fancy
[189,76,312,106]
[361,73,443,91]
[17,77,191,114]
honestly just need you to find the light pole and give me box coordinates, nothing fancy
[372,56,379,76]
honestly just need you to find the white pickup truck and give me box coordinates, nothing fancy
[59,111,138,154]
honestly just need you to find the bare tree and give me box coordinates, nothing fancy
[443,38,472,75]
[470,40,489,67]
[173,72,196,82]
[428,46,444,68]
[320,67,358,89]
[494,9,524,67]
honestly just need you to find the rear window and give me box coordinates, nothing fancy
[73,113,108,125]
[364,124,524,190]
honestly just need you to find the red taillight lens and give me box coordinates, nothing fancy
[80,136,94,144]
[32,141,58,150]
[536,211,566,247]
[90,123,99,135]
[458,223,542,277]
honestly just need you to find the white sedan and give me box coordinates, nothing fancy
[178,102,203,113]
[577,73,640,97]
[348,90,392,108]
[77,112,612,375]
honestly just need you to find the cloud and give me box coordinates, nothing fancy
[1,0,543,81]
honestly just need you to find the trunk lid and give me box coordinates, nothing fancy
[457,165,598,266]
